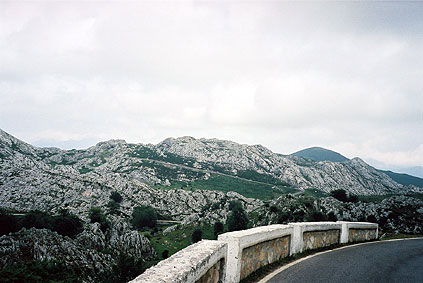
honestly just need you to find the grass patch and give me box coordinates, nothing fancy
[303,189,329,198]
[143,224,216,268]
[190,174,285,200]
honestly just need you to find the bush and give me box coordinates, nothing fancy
[192,228,202,243]
[131,206,157,229]
[52,209,83,238]
[214,222,224,239]
[330,189,359,203]
[110,191,123,203]
[327,211,337,221]
[277,211,290,224]
[0,211,19,236]
[97,254,143,283]
[21,211,53,230]
[89,207,109,232]
[107,200,120,215]
[330,189,348,202]
[228,206,248,232]
[366,215,377,223]
[228,201,243,211]
[0,260,81,283]
[269,205,279,213]
[162,250,169,259]
[307,210,326,222]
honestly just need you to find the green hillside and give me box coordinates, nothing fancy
[291,147,349,162]
[379,170,423,188]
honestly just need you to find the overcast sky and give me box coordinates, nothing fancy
[1,1,422,170]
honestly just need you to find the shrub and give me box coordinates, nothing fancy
[107,200,120,215]
[228,201,243,211]
[330,189,348,202]
[213,222,224,239]
[269,205,279,213]
[277,211,290,224]
[192,228,202,243]
[52,209,83,238]
[131,206,157,229]
[0,211,19,236]
[330,189,358,203]
[0,260,81,283]
[327,211,337,221]
[89,207,109,232]
[110,191,123,203]
[307,210,326,222]
[162,250,169,259]
[228,206,248,232]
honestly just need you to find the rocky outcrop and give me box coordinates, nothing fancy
[0,228,113,281]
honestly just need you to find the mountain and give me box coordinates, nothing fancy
[291,147,349,162]
[2,129,420,203]
[1,129,423,281]
[379,170,423,188]
[291,146,423,188]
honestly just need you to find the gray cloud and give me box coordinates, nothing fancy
[0,1,422,167]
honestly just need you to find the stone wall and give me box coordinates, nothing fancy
[131,221,378,283]
[240,235,290,280]
[196,258,225,283]
[129,240,226,283]
[302,229,340,251]
[348,228,377,242]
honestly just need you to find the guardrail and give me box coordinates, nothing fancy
[129,221,378,283]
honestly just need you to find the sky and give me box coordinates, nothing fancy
[0,1,422,173]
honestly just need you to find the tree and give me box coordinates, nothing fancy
[52,209,83,238]
[227,206,248,232]
[330,189,348,202]
[162,250,169,259]
[89,207,109,232]
[0,210,19,236]
[131,206,157,229]
[228,201,243,211]
[192,228,202,243]
[110,191,123,203]
[107,200,120,215]
[213,222,224,239]
[328,211,337,221]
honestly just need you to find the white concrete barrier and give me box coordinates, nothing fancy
[289,222,342,254]
[129,240,227,283]
[218,225,292,283]
[130,222,378,283]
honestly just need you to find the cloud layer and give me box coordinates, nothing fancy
[1,1,422,167]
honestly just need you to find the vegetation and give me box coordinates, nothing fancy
[0,259,81,283]
[228,205,249,232]
[191,228,202,243]
[131,206,158,229]
[161,250,169,259]
[213,222,224,239]
[97,254,144,283]
[0,209,83,238]
[330,189,358,203]
[89,207,109,232]
[110,191,123,203]
[107,191,123,215]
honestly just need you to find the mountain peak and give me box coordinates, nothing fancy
[291,147,349,163]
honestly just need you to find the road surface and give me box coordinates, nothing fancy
[266,238,423,283]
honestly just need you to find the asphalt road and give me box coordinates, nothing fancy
[266,238,423,283]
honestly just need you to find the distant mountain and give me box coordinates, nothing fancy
[291,147,349,163]
[1,128,422,221]
[379,170,423,188]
